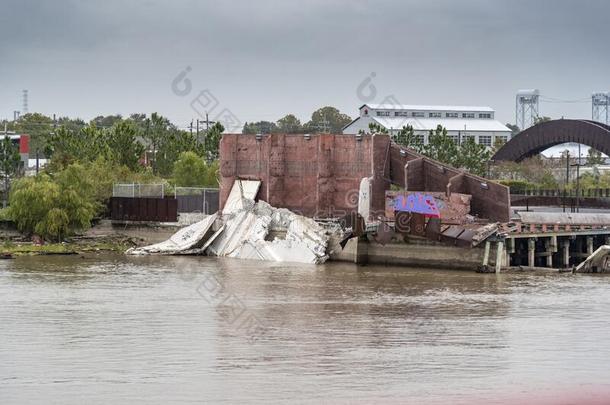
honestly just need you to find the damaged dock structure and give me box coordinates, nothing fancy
[217,133,506,269]
[219,133,510,222]
[215,133,610,272]
[130,133,610,272]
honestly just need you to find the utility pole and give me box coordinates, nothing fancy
[564,150,570,212]
[576,144,581,213]
[201,112,215,131]
[196,119,199,140]
[200,112,217,153]
[189,120,193,135]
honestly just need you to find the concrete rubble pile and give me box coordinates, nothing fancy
[127,180,332,264]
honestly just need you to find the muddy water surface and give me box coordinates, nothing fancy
[2,255,610,404]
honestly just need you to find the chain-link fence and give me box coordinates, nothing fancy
[112,183,166,198]
[175,187,219,214]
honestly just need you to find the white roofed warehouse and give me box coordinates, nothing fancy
[342,103,513,149]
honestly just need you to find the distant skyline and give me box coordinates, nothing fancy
[1,0,609,130]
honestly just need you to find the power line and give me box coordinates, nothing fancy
[539,96,591,103]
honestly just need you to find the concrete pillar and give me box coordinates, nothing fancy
[354,237,368,265]
[544,236,557,267]
[495,241,504,273]
[563,239,571,268]
[483,241,491,266]
[505,238,515,267]
[545,238,553,268]
[528,238,536,268]
[587,236,594,256]
[550,236,558,252]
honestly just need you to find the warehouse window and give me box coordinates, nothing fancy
[446,112,458,118]
[412,112,425,117]
[429,112,442,118]
[478,135,492,146]
[395,111,409,117]
[462,113,475,118]
[376,111,390,116]
[479,113,492,118]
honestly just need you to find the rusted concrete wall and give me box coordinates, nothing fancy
[220,133,373,217]
[220,133,510,222]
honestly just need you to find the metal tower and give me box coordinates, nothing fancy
[592,92,609,125]
[22,89,28,114]
[516,89,540,130]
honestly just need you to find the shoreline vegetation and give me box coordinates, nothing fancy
[0,235,138,257]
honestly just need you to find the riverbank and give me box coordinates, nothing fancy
[0,219,184,257]
[0,235,137,257]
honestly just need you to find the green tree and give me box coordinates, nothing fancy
[172,152,209,187]
[46,124,106,166]
[7,167,98,241]
[90,114,123,128]
[13,113,54,156]
[205,122,225,162]
[55,116,87,136]
[505,123,520,135]
[586,148,605,166]
[107,121,145,170]
[276,114,302,133]
[458,137,491,176]
[394,125,423,152]
[492,136,507,154]
[423,125,459,166]
[242,121,278,134]
[534,116,552,125]
[142,113,176,174]
[305,106,352,133]
[0,136,21,207]
[361,122,388,135]
[154,129,202,176]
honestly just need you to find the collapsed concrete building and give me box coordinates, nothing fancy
[128,132,610,272]
[219,133,510,222]
[218,133,511,270]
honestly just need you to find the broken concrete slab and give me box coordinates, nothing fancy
[126,213,217,255]
[127,178,332,264]
[222,179,261,215]
[208,200,330,264]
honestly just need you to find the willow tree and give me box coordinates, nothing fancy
[7,165,98,241]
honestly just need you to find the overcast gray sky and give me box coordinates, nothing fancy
[1,0,608,130]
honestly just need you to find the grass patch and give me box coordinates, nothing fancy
[0,240,132,256]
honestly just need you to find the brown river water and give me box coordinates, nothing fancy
[2,254,610,404]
